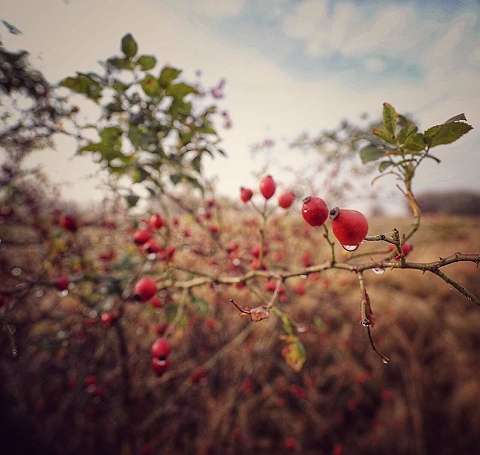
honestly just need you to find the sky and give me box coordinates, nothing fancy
[1,0,480,213]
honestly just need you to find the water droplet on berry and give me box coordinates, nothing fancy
[296,324,307,333]
[300,274,307,279]
[12,267,22,276]
[35,289,44,297]
[342,244,359,252]
[382,358,390,364]
[11,348,18,357]
[372,267,385,275]
[58,290,69,297]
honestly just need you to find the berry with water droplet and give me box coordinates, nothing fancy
[151,337,171,359]
[260,175,276,200]
[151,357,170,375]
[329,207,368,248]
[302,196,329,227]
[56,276,70,291]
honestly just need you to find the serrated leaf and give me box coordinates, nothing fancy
[141,74,161,97]
[121,33,138,58]
[159,66,182,87]
[396,124,418,145]
[373,127,395,144]
[444,113,466,124]
[382,102,397,136]
[397,113,414,128]
[424,122,473,148]
[137,55,156,71]
[360,144,386,164]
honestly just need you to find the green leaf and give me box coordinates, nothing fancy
[444,113,466,124]
[170,173,182,185]
[360,144,386,164]
[396,124,418,145]
[166,82,197,99]
[379,160,394,172]
[403,132,426,152]
[189,292,209,316]
[137,55,156,71]
[100,126,123,144]
[159,66,182,87]
[121,33,138,58]
[424,122,473,148]
[106,57,131,70]
[126,193,140,207]
[132,166,149,183]
[373,127,395,144]
[60,73,102,101]
[140,75,161,97]
[382,102,397,136]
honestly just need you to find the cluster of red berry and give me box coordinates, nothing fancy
[240,175,295,209]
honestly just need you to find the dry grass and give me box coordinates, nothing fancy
[1,203,480,454]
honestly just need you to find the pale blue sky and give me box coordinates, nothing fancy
[1,0,479,211]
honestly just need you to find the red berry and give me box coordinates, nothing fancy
[151,337,171,358]
[150,296,163,308]
[259,175,276,200]
[133,278,157,302]
[251,243,268,258]
[302,197,329,227]
[149,214,165,229]
[240,187,253,203]
[329,207,368,249]
[143,240,162,254]
[56,276,70,291]
[151,357,170,376]
[190,366,208,383]
[278,191,294,209]
[60,215,78,233]
[133,229,152,245]
[101,312,115,327]
[389,242,413,259]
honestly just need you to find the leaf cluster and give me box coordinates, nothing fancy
[360,103,473,188]
[59,33,225,205]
